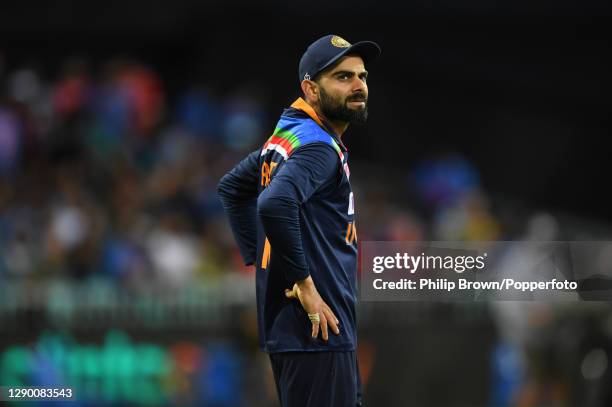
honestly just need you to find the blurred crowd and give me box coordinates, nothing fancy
[0,57,272,285]
[0,57,510,285]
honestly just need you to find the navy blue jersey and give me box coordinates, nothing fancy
[218,97,358,353]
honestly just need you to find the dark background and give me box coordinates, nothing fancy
[2,0,611,222]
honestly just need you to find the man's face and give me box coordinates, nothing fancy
[315,55,369,124]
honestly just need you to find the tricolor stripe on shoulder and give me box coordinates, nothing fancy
[261,116,344,162]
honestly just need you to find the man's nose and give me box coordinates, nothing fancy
[352,76,367,93]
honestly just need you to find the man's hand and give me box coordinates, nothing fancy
[284,276,340,341]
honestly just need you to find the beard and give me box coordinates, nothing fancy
[318,86,369,124]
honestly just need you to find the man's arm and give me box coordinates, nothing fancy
[256,143,338,282]
[257,143,341,340]
[217,149,260,266]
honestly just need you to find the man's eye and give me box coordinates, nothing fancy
[339,74,350,80]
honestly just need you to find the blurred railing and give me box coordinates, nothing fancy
[0,273,501,335]
[0,274,255,335]
[3,273,609,335]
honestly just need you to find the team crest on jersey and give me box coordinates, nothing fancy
[331,36,351,48]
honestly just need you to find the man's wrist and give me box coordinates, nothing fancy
[295,275,314,289]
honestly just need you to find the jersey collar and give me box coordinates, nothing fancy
[290,98,348,152]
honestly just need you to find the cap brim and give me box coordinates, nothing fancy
[317,40,381,76]
[345,41,382,64]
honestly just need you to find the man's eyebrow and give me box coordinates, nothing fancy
[331,70,369,77]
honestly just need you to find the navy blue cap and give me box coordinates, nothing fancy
[298,35,381,83]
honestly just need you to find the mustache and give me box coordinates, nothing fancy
[346,92,367,102]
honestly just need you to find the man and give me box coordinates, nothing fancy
[217,34,380,407]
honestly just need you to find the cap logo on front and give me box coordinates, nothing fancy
[331,36,351,48]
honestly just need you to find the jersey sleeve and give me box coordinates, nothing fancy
[217,149,261,266]
[257,143,339,284]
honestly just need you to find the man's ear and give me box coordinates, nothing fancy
[300,80,319,103]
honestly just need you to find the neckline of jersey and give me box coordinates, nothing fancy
[290,97,348,152]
